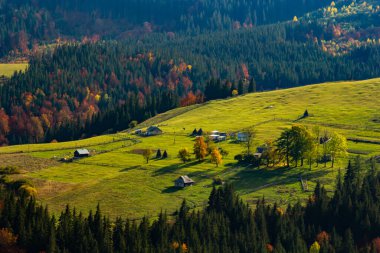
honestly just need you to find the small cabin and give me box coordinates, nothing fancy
[174,175,195,188]
[209,134,220,141]
[237,132,248,142]
[74,149,90,158]
[135,129,142,135]
[146,126,163,136]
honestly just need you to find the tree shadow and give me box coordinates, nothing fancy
[229,165,332,194]
[161,186,182,193]
[119,165,140,172]
[153,160,204,176]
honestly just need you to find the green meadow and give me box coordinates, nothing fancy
[1,78,380,219]
[0,63,28,77]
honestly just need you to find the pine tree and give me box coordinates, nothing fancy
[248,78,257,93]
[156,149,162,159]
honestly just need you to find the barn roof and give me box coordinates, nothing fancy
[147,126,162,132]
[75,149,89,155]
[177,175,195,184]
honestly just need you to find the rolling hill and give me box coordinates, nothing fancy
[1,78,380,219]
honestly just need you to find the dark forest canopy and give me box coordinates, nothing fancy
[0,0,334,56]
[1,22,380,145]
[0,158,379,252]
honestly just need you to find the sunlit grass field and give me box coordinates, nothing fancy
[1,78,380,219]
[0,63,28,77]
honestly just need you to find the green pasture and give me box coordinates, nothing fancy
[1,78,380,219]
[0,63,28,78]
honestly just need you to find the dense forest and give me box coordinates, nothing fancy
[0,0,335,56]
[0,158,379,252]
[1,22,380,145]
[0,24,380,144]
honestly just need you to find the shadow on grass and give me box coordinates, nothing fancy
[153,160,204,176]
[119,165,141,172]
[161,186,183,194]
[229,165,331,194]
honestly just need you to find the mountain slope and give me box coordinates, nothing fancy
[0,0,333,57]
[0,78,379,218]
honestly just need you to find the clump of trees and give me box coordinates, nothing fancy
[236,124,347,168]
[177,136,224,166]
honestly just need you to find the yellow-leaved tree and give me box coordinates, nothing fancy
[327,132,348,167]
[309,241,320,253]
[210,148,223,167]
[194,136,207,161]
[178,148,191,163]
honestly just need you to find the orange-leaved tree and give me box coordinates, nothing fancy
[194,136,207,161]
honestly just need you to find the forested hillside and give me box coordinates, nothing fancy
[0,159,379,252]
[0,0,333,56]
[1,0,380,145]
[1,22,380,145]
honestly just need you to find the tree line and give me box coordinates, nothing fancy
[0,158,379,252]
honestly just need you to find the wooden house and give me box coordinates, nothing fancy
[146,126,163,136]
[175,175,195,188]
[74,149,90,158]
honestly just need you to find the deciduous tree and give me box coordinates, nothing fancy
[194,136,207,161]
[210,148,222,167]
[327,132,347,167]
[178,148,191,163]
[142,149,153,163]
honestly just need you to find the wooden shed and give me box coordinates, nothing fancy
[174,175,195,188]
[74,149,90,158]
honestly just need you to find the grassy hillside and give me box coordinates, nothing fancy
[1,78,380,219]
[0,63,28,77]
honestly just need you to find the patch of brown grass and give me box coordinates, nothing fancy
[0,154,58,172]
[28,177,79,200]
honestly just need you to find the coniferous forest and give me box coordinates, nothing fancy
[1,23,380,145]
[0,159,379,253]
[0,0,333,56]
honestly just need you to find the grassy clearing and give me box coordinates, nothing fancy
[0,78,379,218]
[0,63,28,77]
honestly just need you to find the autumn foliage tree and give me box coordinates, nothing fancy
[0,109,10,145]
[193,136,208,161]
[142,149,153,163]
[210,148,223,167]
[0,228,18,247]
[178,148,191,163]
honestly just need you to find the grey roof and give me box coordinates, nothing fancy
[75,149,89,155]
[147,126,162,132]
[176,175,195,184]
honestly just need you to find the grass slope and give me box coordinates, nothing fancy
[1,78,380,218]
[0,63,28,77]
